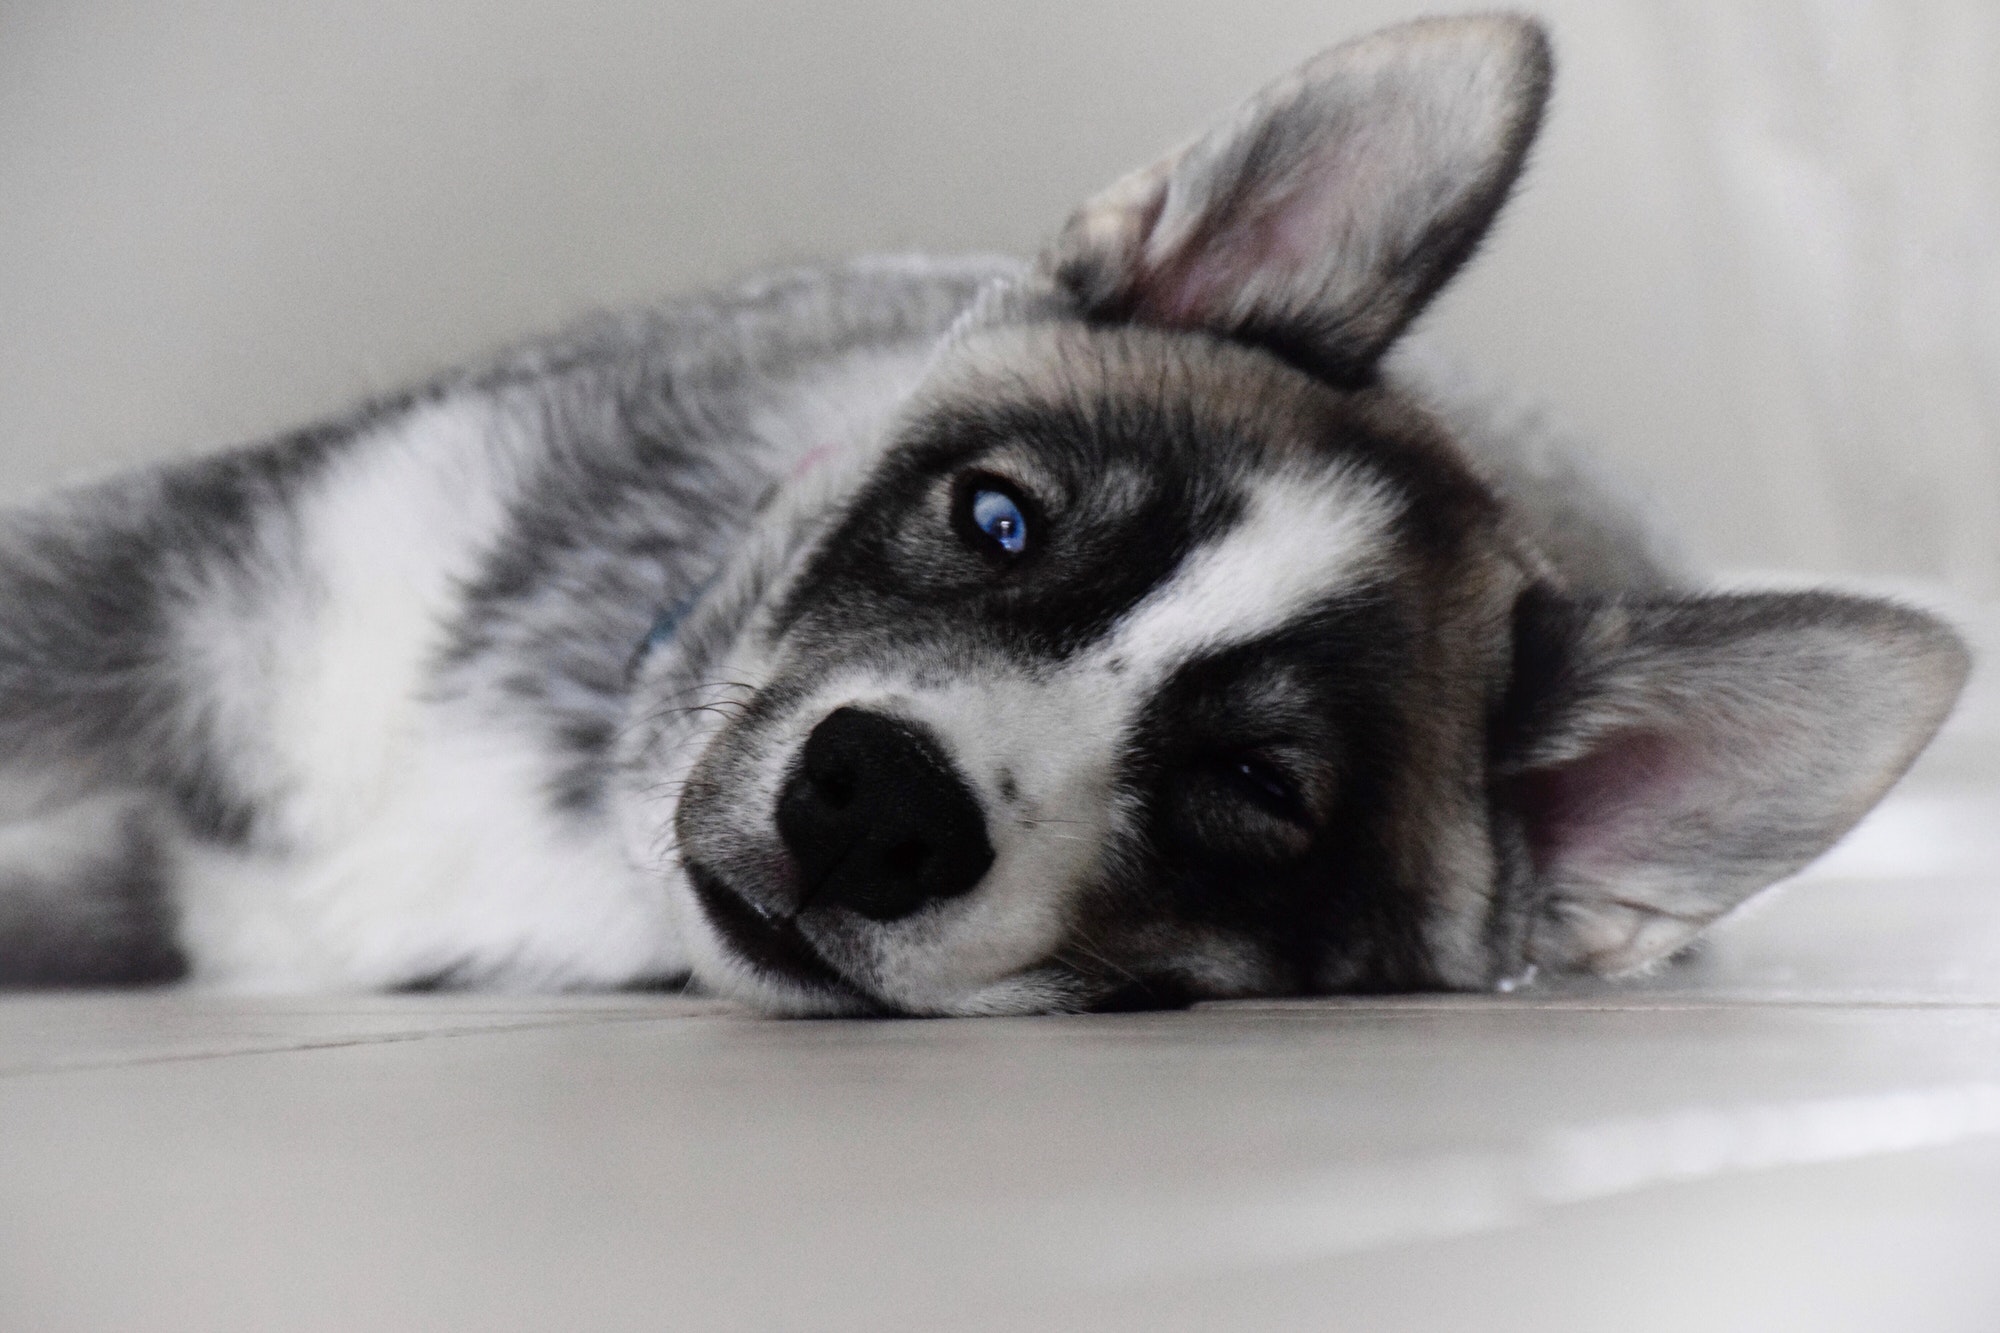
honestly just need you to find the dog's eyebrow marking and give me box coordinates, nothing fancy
[1101,463,1401,680]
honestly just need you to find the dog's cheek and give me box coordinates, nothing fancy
[1107,923,1283,1006]
[1054,855,1288,1005]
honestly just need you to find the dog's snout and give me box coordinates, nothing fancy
[776,707,994,921]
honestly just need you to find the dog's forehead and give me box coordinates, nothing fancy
[900,320,1426,632]
[1105,465,1398,668]
[915,320,1366,472]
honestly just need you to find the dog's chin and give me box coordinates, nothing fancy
[682,861,885,1015]
[679,860,1119,1017]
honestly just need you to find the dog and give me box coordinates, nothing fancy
[0,15,1968,1013]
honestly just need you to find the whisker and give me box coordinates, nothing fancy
[1061,925,1144,990]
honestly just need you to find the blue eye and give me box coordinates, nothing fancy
[969,487,1029,557]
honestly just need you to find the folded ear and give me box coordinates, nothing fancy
[1041,15,1552,382]
[1494,589,1971,976]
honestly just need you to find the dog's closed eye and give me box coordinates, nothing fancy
[1214,752,1310,825]
[1170,747,1329,865]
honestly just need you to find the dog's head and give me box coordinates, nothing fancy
[622,16,1969,1014]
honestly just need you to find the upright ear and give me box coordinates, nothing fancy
[1041,15,1552,382]
[1494,589,1971,976]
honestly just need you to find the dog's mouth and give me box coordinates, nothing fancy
[683,858,1211,1016]
[683,861,880,1010]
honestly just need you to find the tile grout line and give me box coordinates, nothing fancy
[0,1009,737,1081]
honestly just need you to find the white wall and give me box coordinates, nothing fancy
[3,1,1995,590]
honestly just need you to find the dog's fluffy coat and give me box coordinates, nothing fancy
[0,16,1968,1013]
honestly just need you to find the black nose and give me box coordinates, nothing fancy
[775,707,995,921]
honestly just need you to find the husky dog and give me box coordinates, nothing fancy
[0,16,1968,1013]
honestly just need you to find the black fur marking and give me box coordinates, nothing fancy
[621,970,697,994]
[1089,591,1432,996]
[1488,582,1586,768]
[0,805,186,987]
[1478,585,1577,974]
[393,966,474,993]
[1087,974,1200,1013]
[773,393,1251,668]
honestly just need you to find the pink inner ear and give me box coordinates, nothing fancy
[1141,240,1251,328]
[1136,140,1363,330]
[1514,730,1704,879]
[1139,197,1304,326]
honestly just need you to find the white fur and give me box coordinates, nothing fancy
[177,715,682,989]
[168,392,684,988]
[175,395,532,850]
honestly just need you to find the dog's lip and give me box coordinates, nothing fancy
[684,860,873,1006]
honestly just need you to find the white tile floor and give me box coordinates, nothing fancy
[5,615,1998,1333]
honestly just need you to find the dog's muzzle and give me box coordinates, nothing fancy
[775,706,995,920]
